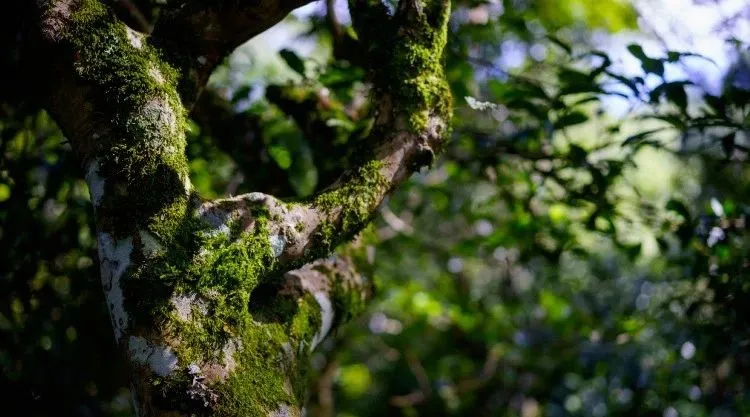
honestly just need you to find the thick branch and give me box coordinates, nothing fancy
[282,255,373,347]
[130,255,371,417]
[151,0,316,108]
[26,0,451,415]
[201,0,453,272]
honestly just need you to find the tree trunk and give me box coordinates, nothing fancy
[19,0,452,415]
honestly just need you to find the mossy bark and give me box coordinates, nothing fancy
[26,0,452,416]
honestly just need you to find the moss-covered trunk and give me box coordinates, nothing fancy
[24,0,452,415]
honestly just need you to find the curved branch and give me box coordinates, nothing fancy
[26,0,451,415]
[129,254,372,417]
[111,0,152,33]
[200,0,453,273]
[281,255,373,347]
[150,0,317,108]
[326,0,343,40]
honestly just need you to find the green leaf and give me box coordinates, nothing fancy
[279,48,306,76]
[650,81,692,111]
[666,51,716,65]
[540,290,571,321]
[627,44,648,60]
[232,86,252,103]
[642,58,665,77]
[641,113,685,129]
[268,146,292,169]
[622,128,666,147]
[554,111,589,129]
[666,51,681,62]
[558,67,601,95]
[569,95,601,106]
[586,50,613,77]
[627,44,664,76]
[605,71,641,96]
[704,94,726,115]
[568,144,588,165]
[338,364,372,397]
[665,83,689,112]
[666,199,693,243]
[666,199,691,222]
[625,243,642,260]
[0,183,10,202]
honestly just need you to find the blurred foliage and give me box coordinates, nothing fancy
[2,0,750,416]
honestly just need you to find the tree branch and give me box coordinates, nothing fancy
[110,0,152,33]
[25,0,451,415]
[150,0,317,108]
[198,0,453,273]
[282,255,373,347]
[129,255,371,416]
[325,0,343,40]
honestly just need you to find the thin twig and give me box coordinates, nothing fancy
[380,205,415,235]
[116,0,152,33]
[326,0,343,40]
[389,345,503,407]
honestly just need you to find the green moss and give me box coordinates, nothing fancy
[60,2,390,414]
[387,1,452,133]
[213,322,295,416]
[145,192,191,241]
[65,0,191,237]
[119,192,338,415]
[148,297,320,417]
[290,294,324,349]
[171,286,322,416]
[125,208,276,352]
[311,160,387,255]
[120,204,308,415]
[287,295,322,400]
[353,0,453,133]
[333,275,369,325]
[213,295,320,417]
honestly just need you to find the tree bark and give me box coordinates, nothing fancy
[21,0,452,415]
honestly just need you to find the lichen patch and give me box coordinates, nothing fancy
[40,0,73,42]
[171,293,197,321]
[181,173,192,195]
[269,234,286,258]
[138,230,164,257]
[269,404,293,417]
[148,64,165,84]
[125,26,143,49]
[85,159,105,207]
[310,292,334,350]
[222,339,240,372]
[97,233,133,341]
[128,336,178,377]
[196,204,232,237]
[139,97,178,137]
